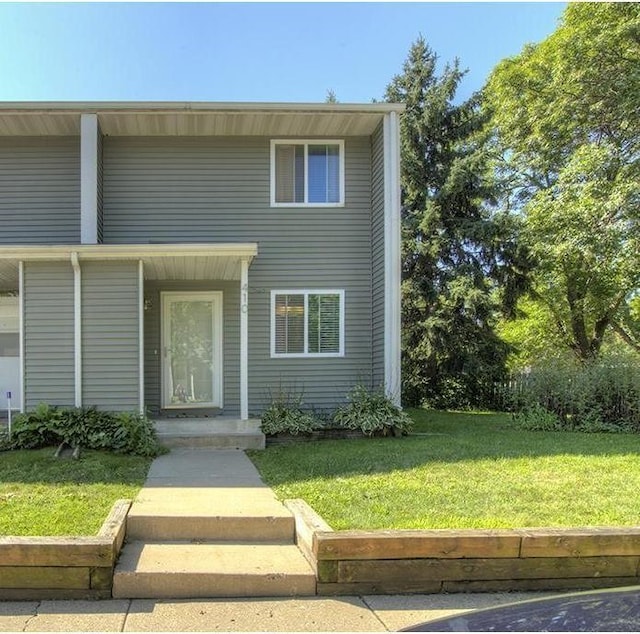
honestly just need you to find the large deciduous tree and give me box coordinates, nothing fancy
[386,37,530,408]
[486,4,640,363]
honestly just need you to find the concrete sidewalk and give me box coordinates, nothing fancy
[0,592,553,631]
[0,449,552,631]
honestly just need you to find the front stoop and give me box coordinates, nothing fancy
[112,450,316,599]
[153,418,265,450]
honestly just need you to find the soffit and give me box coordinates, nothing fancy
[0,243,258,286]
[142,255,249,280]
[0,103,404,137]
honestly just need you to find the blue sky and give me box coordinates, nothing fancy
[0,2,566,103]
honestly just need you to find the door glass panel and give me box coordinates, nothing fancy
[168,300,214,405]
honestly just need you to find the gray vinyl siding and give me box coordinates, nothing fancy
[0,137,80,244]
[82,261,139,411]
[143,280,240,415]
[23,262,75,408]
[103,136,373,413]
[371,122,385,389]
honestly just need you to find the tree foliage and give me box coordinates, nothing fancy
[386,37,530,408]
[486,4,640,362]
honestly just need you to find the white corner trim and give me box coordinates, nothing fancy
[138,260,145,416]
[240,259,249,421]
[70,252,82,408]
[383,112,402,406]
[80,114,99,245]
[18,261,25,413]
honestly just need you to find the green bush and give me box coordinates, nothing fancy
[508,353,640,433]
[260,392,318,436]
[512,403,563,431]
[333,385,413,436]
[3,404,166,456]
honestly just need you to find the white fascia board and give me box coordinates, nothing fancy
[383,111,402,406]
[80,114,99,244]
[0,243,259,261]
[0,101,406,114]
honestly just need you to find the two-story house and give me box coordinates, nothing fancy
[0,102,403,424]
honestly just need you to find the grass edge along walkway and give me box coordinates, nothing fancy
[0,448,151,536]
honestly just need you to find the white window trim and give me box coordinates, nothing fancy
[270,140,345,207]
[270,289,345,358]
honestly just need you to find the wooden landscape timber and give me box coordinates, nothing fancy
[287,500,640,595]
[0,499,131,600]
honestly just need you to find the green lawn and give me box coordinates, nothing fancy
[248,409,640,530]
[0,449,151,536]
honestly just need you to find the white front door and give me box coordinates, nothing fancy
[161,292,223,409]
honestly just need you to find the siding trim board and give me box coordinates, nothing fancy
[18,262,24,413]
[80,114,99,244]
[138,261,144,415]
[383,112,402,405]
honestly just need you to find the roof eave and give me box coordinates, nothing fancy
[0,101,406,114]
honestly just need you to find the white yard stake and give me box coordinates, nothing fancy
[6,391,11,440]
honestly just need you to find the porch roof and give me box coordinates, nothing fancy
[0,243,258,287]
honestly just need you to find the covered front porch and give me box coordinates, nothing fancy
[0,243,257,421]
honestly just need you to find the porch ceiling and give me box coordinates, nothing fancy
[142,254,251,280]
[0,243,258,287]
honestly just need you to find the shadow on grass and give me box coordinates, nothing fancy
[249,409,640,486]
[0,447,151,486]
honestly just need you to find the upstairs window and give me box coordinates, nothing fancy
[271,141,345,206]
[271,290,345,357]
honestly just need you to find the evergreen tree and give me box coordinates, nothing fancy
[386,37,530,407]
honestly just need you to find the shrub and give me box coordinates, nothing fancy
[3,404,166,456]
[508,353,640,433]
[333,385,413,436]
[512,403,563,431]
[260,392,318,436]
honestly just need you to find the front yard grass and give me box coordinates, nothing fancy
[0,448,151,536]
[248,409,640,530]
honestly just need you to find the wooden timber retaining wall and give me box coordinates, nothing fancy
[0,500,130,600]
[286,500,640,595]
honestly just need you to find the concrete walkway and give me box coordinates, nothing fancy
[0,592,554,631]
[0,449,552,631]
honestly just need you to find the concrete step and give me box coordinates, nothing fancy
[126,486,295,541]
[157,433,265,450]
[153,418,265,450]
[113,542,317,599]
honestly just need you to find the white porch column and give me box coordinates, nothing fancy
[240,258,249,420]
[71,252,82,408]
[383,111,402,406]
[138,260,145,415]
[80,114,99,245]
[18,261,25,413]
